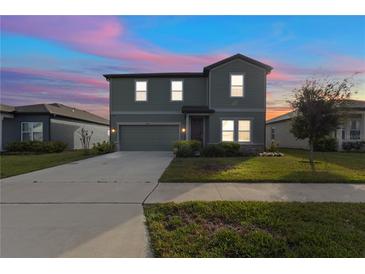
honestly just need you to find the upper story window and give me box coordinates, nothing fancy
[135,80,147,101]
[230,74,244,97]
[171,80,183,101]
[350,119,360,140]
[21,122,43,141]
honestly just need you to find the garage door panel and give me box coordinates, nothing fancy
[119,125,179,151]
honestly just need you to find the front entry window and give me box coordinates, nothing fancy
[21,122,43,141]
[222,120,234,141]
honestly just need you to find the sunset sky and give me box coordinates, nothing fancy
[1,16,364,120]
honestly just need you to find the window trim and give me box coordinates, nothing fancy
[170,79,184,102]
[220,118,253,144]
[221,120,235,142]
[134,79,148,102]
[349,119,361,140]
[230,73,244,98]
[238,120,252,143]
[21,122,43,141]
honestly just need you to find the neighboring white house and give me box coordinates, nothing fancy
[266,100,365,151]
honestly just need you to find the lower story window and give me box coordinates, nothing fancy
[271,127,275,140]
[221,119,252,142]
[222,120,234,142]
[21,122,43,141]
[238,120,251,142]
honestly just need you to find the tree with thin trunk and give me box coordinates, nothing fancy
[77,128,94,152]
[288,78,353,168]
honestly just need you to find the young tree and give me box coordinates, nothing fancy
[288,78,353,166]
[77,128,94,151]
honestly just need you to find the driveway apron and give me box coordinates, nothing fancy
[0,151,173,257]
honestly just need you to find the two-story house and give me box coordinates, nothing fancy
[104,54,273,152]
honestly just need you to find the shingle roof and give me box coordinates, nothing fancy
[6,103,109,125]
[104,53,273,79]
[266,111,295,124]
[0,104,16,113]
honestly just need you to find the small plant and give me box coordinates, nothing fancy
[342,141,365,151]
[173,140,201,157]
[267,140,278,152]
[5,141,67,153]
[201,144,225,157]
[92,141,115,154]
[219,142,241,156]
[314,136,338,152]
[77,128,93,150]
[201,142,241,157]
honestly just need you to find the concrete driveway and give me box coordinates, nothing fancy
[0,151,173,257]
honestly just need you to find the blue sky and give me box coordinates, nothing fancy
[1,16,364,118]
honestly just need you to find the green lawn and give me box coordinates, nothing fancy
[144,201,365,258]
[160,149,365,183]
[0,151,93,178]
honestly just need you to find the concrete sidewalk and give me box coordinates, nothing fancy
[145,182,365,203]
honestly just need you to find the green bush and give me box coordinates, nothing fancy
[92,141,115,154]
[267,140,278,152]
[219,142,241,156]
[342,141,365,151]
[314,136,338,152]
[201,144,226,157]
[5,141,67,153]
[201,142,241,157]
[173,140,201,157]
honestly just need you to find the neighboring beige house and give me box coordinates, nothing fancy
[266,100,365,151]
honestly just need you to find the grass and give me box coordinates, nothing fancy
[160,149,365,183]
[0,150,94,178]
[144,201,365,258]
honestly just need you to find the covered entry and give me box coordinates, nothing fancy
[119,124,180,151]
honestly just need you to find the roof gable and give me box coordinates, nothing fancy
[203,54,273,74]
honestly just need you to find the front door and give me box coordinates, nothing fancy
[190,117,204,144]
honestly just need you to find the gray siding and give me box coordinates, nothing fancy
[109,57,268,151]
[208,112,265,146]
[110,77,207,113]
[50,117,109,149]
[209,59,266,110]
[266,120,309,150]
[2,114,50,148]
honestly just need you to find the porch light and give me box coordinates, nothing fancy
[181,128,186,133]
[111,128,116,133]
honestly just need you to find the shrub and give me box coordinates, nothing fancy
[201,142,241,157]
[5,141,67,153]
[201,144,225,157]
[219,142,241,156]
[173,140,201,157]
[314,136,338,152]
[267,140,278,152]
[342,141,365,151]
[92,141,115,155]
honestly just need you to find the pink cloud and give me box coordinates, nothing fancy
[2,67,107,89]
[2,16,225,71]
